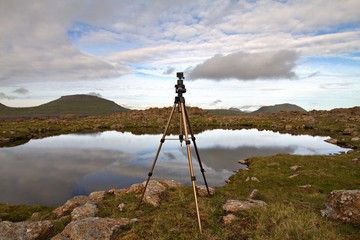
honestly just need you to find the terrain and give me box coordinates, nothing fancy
[0,106,359,239]
[0,95,129,119]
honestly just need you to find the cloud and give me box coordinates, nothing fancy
[0,92,15,100]
[13,88,29,95]
[87,92,102,98]
[210,99,222,106]
[163,67,175,75]
[188,50,299,81]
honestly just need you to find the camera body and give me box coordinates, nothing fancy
[175,72,186,95]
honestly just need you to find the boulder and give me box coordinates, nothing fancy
[321,190,360,225]
[324,138,338,144]
[52,217,135,240]
[222,199,267,213]
[71,203,99,221]
[53,196,94,217]
[0,220,53,240]
[128,180,182,207]
[248,189,260,199]
[89,190,114,202]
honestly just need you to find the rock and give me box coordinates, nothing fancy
[71,203,98,221]
[245,177,260,182]
[52,217,135,240]
[118,203,126,212]
[324,138,338,144]
[110,124,124,130]
[299,184,312,188]
[238,159,248,164]
[109,188,127,196]
[351,137,360,142]
[160,179,183,189]
[0,220,53,240]
[223,214,239,224]
[289,173,299,179]
[89,190,114,202]
[196,185,215,196]
[248,189,260,199]
[343,128,355,135]
[290,165,301,171]
[53,196,93,217]
[222,199,267,213]
[321,190,360,225]
[285,124,292,131]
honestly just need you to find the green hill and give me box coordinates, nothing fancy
[252,103,307,114]
[0,94,129,119]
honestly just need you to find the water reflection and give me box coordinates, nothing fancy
[0,129,348,206]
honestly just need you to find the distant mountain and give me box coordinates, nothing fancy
[206,108,247,116]
[206,104,306,116]
[252,103,307,114]
[0,94,129,119]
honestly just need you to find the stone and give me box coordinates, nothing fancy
[222,199,267,213]
[89,190,114,202]
[248,189,260,199]
[0,220,53,240]
[285,124,293,131]
[324,138,338,144]
[160,179,183,189]
[343,128,355,135]
[118,203,126,212]
[223,214,239,224]
[52,217,135,240]
[71,203,99,221]
[299,184,312,188]
[238,159,248,164]
[290,165,301,171]
[289,173,299,179]
[321,190,360,225]
[128,180,182,207]
[351,137,360,142]
[196,185,215,196]
[53,195,93,217]
[245,176,260,182]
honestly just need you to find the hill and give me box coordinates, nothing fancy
[252,103,306,114]
[0,94,129,119]
[207,104,306,116]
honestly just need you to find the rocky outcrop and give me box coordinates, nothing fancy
[52,217,136,240]
[321,190,360,225]
[71,203,98,221]
[0,220,53,240]
[128,179,182,207]
[53,196,94,218]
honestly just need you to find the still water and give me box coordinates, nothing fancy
[0,129,349,206]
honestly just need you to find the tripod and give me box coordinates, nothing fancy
[137,72,210,233]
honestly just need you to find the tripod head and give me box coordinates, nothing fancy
[175,72,186,96]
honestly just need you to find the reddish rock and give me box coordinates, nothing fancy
[53,196,93,217]
[71,203,99,221]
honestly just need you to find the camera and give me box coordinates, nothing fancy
[175,72,186,95]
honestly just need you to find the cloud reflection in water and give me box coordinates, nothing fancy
[0,129,348,206]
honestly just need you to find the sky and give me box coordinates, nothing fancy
[0,0,359,111]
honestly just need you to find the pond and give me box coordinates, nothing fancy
[0,129,349,206]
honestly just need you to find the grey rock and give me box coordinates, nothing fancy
[71,203,98,221]
[222,199,267,213]
[196,185,215,196]
[0,220,53,240]
[248,189,260,199]
[53,196,93,217]
[321,190,360,225]
[52,217,133,240]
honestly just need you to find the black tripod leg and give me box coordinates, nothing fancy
[183,104,211,196]
[137,103,177,209]
[180,102,202,233]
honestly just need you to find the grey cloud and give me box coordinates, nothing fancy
[210,99,222,106]
[13,88,29,95]
[0,92,15,100]
[163,67,175,75]
[188,50,299,81]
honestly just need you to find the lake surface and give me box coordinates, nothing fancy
[0,129,349,206]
